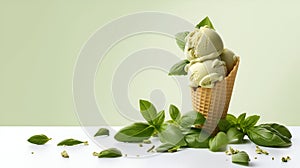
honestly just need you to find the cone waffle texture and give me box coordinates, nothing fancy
[191,57,240,134]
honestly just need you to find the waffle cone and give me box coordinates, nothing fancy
[191,57,240,135]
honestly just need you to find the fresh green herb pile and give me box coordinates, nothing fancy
[114,99,292,165]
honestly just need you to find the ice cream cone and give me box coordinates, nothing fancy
[191,57,240,135]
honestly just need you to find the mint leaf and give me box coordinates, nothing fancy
[57,138,88,146]
[168,59,189,76]
[114,123,155,142]
[97,148,122,158]
[209,132,228,152]
[195,16,215,30]
[169,104,181,123]
[175,31,189,51]
[158,124,186,146]
[227,127,245,144]
[27,134,52,145]
[139,99,157,125]
[260,123,292,139]
[180,111,205,128]
[232,151,250,165]
[152,110,165,129]
[94,128,109,137]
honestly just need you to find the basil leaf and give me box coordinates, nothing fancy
[152,110,165,129]
[195,16,215,30]
[57,138,88,146]
[227,127,245,144]
[114,122,155,142]
[247,125,291,147]
[260,123,292,139]
[241,115,260,130]
[94,128,109,137]
[98,148,122,158]
[27,134,52,145]
[232,151,250,165]
[184,131,210,148]
[168,59,189,76]
[158,124,186,146]
[180,111,205,128]
[218,119,231,132]
[237,113,246,124]
[175,31,189,51]
[156,143,179,153]
[259,124,291,142]
[169,104,181,123]
[209,132,228,152]
[139,99,157,125]
[226,114,237,125]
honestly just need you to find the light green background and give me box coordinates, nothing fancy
[1,0,300,126]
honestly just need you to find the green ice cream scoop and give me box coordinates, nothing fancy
[185,58,227,88]
[184,27,224,62]
[220,48,237,74]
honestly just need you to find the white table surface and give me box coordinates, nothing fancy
[0,126,298,168]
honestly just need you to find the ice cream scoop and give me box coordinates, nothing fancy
[220,48,237,74]
[184,26,224,62]
[186,58,227,88]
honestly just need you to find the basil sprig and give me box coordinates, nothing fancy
[114,99,206,150]
[218,113,292,147]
